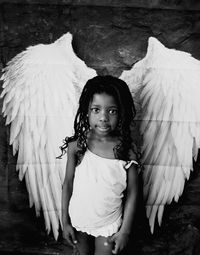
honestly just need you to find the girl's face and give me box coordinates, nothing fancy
[88,93,119,137]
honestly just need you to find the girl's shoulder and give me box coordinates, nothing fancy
[128,148,138,161]
[126,146,144,173]
[123,148,140,171]
[67,140,79,155]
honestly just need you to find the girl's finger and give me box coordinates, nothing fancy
[112,240,119,254]
[112,245,118,254]
[65,234,75,247]
[70,230,78,244]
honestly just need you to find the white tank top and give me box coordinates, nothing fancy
[68,149,138,237]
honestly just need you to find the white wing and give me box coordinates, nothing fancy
[1,32,97,239]
[120,37,200,233]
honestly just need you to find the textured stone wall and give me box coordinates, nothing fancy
[0,1,200,254]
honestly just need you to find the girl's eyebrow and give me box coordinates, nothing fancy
[90,104,100,108]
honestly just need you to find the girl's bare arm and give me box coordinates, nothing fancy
[120,164,139,234]
[111,163,139,254]
[61,141,77,245]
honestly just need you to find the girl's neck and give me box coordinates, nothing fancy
[87,131,119,159]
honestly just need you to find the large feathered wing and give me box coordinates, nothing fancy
[0,32,97,239]
[120,37,200,233]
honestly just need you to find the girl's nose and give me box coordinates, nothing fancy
[100,111,108,122]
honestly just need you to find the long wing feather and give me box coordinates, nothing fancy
[1,32,97,239]
[120,37,200,233]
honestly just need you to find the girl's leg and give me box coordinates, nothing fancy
[94,236,113,255]
[74,231,94,255]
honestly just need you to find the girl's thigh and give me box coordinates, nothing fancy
[75,231,94,255]
[94,236,113,255]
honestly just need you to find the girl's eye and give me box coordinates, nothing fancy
[91,108,100,113]
[109,109,118,115]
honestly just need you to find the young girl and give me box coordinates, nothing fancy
[60,75,139,255]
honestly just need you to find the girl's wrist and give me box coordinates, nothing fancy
[118,227,131,235]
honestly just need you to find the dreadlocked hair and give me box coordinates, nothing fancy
[57,75,138,164]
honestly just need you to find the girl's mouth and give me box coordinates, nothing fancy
[97,126,110,132]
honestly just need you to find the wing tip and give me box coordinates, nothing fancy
[147,37,165,56]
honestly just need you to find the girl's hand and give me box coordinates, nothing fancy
[63,224,77,247]
[109,231,130,254]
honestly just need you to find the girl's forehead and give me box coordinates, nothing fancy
[90,93,118,105]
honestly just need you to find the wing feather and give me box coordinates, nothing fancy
[1,32,97,239]
[120,37,200,233]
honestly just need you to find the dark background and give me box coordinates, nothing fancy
[0,0,200,254]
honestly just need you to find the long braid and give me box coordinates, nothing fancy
[57,87,90,162]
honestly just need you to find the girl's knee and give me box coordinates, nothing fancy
[95,236,113,255]
[75,231,94,255]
